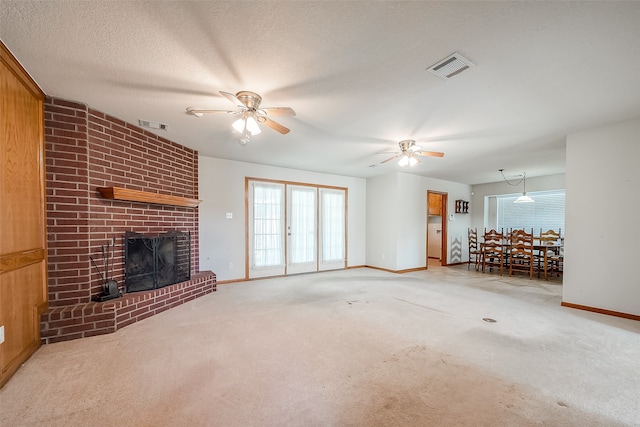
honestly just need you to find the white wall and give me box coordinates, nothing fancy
[397,173,427,270]
[366,172,471,269]
[198,156,366,281]
[564,117,640,316]
[365,174,399,270]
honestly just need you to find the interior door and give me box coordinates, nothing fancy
[286,185,318,275]
[248,181,285,278]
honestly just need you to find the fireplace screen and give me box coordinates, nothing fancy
[125,230,191,293]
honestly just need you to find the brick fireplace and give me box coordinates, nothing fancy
[41,97,216,344]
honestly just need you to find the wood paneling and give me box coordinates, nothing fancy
[0,42,47,388]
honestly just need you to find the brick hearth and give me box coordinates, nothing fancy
[41,272,215,344]
[41,96,215,343]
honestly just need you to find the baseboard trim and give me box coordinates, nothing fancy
[219,266,366,284]
[220,264,433,282]
[364,265,427,274]
[561,301,640,322]
[216,278,247,285]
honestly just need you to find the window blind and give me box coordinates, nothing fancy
[496,190,565,233]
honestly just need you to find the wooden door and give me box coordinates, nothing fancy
[1,42,47,388]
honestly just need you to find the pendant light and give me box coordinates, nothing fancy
[499,169,534,203]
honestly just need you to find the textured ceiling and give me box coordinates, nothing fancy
[2,1,640,184]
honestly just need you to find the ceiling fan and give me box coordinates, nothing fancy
[381,140,445,167]
[186,91,295,144]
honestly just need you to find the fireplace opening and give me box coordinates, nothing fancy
[124,230,191,293]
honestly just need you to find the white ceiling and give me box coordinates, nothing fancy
[2,1,640,184]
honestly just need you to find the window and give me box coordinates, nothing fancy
[496,190,565,233]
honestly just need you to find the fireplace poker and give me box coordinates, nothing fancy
[89,255,105,282]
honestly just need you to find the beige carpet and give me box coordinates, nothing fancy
[1,264,639,426]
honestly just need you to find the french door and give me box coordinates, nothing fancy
[287,185,318,275]
[248,181,286,278]
[248,180,346,278]
[318,188,346,271]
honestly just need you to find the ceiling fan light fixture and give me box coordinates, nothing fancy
[232,117,246,133]
[245,116,261,135]
[397,155,410,167]
[187,90,294,142]
[397,154,419,168]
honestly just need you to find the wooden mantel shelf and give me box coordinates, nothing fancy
[97,187,201,208]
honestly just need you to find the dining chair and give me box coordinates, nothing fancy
[536,229,562,278]
[481,228,504,275]
[468,228,480,270]
[546,245,564,280]
[509,228,535,279]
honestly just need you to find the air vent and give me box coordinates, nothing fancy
[139,120,168,131]
[427,52,475,80]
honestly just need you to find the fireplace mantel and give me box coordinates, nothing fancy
[97,187,201,208]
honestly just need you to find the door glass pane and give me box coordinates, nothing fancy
[253,183,284,268]
[321,190,345,262]
[290,187,316,264]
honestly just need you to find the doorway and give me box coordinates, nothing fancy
[427,191,448,267]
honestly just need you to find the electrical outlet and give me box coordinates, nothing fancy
[225,212,233,219]
[0,325,5,344]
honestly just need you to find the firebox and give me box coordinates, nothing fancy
[124,230,191,293]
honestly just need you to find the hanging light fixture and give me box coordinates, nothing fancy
[397,154,419,167]
[499,169,534,203]
[245,116,261,135]
[232,111,262,144]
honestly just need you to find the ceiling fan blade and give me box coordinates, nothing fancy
[186,107,237,116]
[380,154,400,164]
[416,151,445,158]
[260,117,290,134]
[261,107,296,117]
[219,91,246,108]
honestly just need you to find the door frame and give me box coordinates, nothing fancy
[426,191,448,267]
